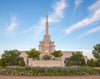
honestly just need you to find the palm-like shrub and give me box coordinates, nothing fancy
[26,48,41,59]
[51,50,63,57]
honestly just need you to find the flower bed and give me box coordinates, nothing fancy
[0,67,100,76]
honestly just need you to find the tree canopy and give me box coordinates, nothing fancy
[0,59,6,66]
[70,52,84,63]
[1,49,21,66]
[51,50,63,57]
[26,48,41,59]
[92,44,100,59]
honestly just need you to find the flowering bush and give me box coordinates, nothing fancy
[0,67,100,76]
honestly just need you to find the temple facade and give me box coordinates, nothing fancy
[39,11,55,57]
[19,12,87,67]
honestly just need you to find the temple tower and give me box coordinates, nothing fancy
[39,11,55,57]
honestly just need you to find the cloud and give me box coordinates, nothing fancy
[66,0,100,34]
[77,26,100,39]
[22,0,67,36]
[88,0,100,12]
[49,0,67,23]
[7,15,18,32]
[75,0,83,9]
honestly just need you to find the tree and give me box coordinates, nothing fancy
[0,59,6,66]
[19,58,25,67]
[26,48,41,59]
[70,52,84,64]
[92,44,100,59]
[43,55,51,60]
[66,59,72,66]
[51,50,63,57]
[96,58,100,67]
[90,59,96,67]
[81,59,87,66]
[1,49,21,66]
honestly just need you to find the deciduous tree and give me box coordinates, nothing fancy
[0,59,6,66]
[70,52,83,63]
[1,50,21,66]
[92,44,100,59]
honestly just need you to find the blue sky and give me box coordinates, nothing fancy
[0,0,100,58]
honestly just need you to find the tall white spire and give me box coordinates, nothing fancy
[46,11,48,35]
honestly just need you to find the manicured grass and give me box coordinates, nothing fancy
[0,66,100,76]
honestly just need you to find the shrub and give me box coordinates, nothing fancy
[1,67,100,76]
[43,55,51,60]
[53,58,55,60]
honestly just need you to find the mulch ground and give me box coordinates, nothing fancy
[0,75,100,79]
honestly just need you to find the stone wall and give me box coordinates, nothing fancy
[28,59,61,67]
[20,50,87,67]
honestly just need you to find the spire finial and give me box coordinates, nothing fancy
[46,11,48,16]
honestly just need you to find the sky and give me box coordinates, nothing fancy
[0,0,100,59]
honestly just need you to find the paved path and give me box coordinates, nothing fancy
[0,75,100,79]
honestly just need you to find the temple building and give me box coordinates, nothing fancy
[39,11,55,58]
[20,11,87,67]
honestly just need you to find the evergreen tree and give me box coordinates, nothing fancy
[19,58,25,67]
[96,58,100,67]
[90,59,95,67]
[81,59,87,66]
[66,59,72,66]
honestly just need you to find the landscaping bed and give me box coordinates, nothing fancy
[0,67,100,76]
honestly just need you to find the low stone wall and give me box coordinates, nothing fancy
[29,59,61,67]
